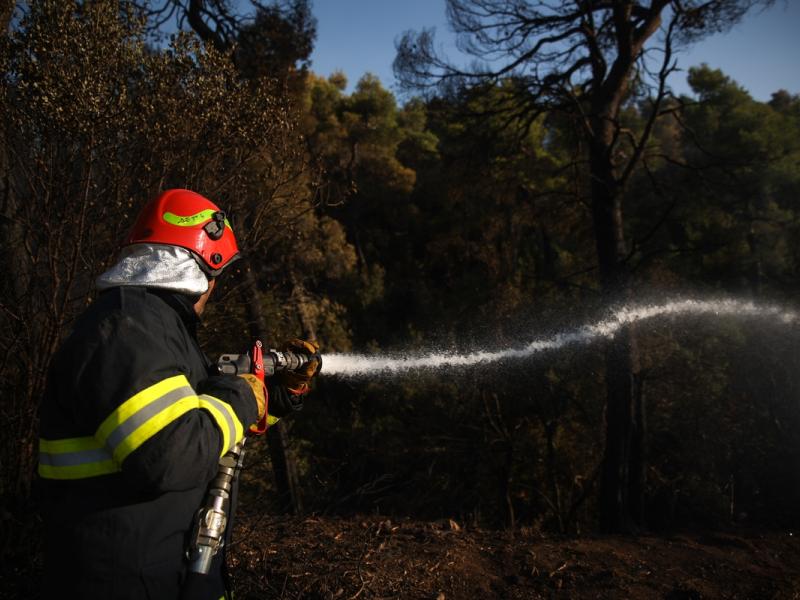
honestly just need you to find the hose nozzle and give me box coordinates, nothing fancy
[217,347,321,378]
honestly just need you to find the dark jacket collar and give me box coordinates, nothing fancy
[149,288,201,337]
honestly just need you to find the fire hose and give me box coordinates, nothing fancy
[186,341,318,575]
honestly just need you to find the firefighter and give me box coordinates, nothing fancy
[38,189,320,599]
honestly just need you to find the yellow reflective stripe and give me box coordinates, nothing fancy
[38,436,119,479]
[94,374,201,464]
[266,414,280,426]
[40,436,102,454]
[198,394,244,456]
[111,395,198,464]
[96,374,189,443]
[199,397,230,455]
[163,210,232,229]
[39,374,247,479]
[40,375,197,479]
[38,459,118,479]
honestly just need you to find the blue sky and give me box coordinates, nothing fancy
[309,1,799,101]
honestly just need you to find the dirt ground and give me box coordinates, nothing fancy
[3,514,799,598]
[229,515,800,599]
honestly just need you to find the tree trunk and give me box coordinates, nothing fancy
[265,422,303,514]
[544,419,564,533]
[241,266,303,514]
[745,196,763,296]
[589,121,645,533]
[598,323,644,532]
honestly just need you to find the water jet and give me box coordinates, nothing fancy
[320,298,798,378]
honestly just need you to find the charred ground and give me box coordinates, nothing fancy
[228,515,800,599]
[3,512,799,598]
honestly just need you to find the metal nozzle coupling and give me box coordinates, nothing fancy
[217,349,317,377]
[187,444,243,574]
[267,349,311,373]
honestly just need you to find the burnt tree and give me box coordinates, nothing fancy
[395,0,772,531]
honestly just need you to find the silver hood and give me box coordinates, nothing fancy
[96,244,209,296]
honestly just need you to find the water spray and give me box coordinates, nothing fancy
[319,298,799,378]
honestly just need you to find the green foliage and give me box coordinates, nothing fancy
[636,65,800,295]
[293,64,800,530]
[235,0,316,84]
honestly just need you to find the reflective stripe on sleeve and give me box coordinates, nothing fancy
[38,436,118,480]
[266,414,280,426]
[39,374,249,479]
[198,394,244,456]
[95,375,198,464]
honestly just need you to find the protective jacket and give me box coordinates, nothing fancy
[38,286,258,600]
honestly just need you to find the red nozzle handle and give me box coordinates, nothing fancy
[248,341,269,436]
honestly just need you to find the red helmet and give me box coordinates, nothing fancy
[126,189,240,276]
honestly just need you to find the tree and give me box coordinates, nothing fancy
[236,0,316,86]
[395,0,773,532]
[137,0,316,86]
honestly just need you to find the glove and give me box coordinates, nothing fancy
[266,379,304,418]
[239,373,267,421]
[278,338,321,395]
